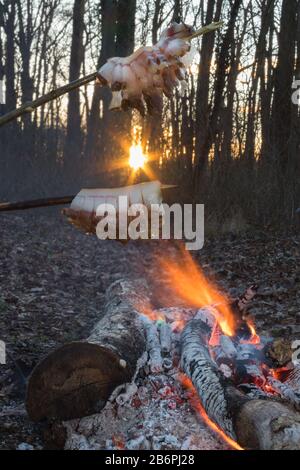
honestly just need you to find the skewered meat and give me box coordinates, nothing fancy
[98,22,196,115]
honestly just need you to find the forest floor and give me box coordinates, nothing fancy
[0,209,299,450]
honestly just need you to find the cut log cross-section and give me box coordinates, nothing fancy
[26,279,150,422]
[180,318,300,450]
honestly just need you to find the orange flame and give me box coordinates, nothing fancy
[136,301,166,322]
[160,249,236,336]
[241,321,260,345]
[179,374,243,450]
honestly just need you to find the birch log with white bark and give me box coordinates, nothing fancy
[180,318,300,450]
[26,279,149,422]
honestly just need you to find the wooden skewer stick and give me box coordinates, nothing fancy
[0,22,223,128]
[0,196,74,212]
[0,185,177,213]
[0,72,98,127]
[185,21,224,40]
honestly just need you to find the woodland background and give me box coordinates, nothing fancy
[0,0,300,228]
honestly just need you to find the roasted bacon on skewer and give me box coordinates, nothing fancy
[97,22,221,116]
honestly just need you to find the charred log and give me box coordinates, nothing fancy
[180,319,237,440]
[26,279,149,422]
[180,318,300,449]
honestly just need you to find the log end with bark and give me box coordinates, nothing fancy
[234,397,300,450]
[26,342,132,422]
[26,280,148,422]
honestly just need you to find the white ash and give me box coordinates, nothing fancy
[64,303,300,450]
[64,369,229,450]
[115,383,138,406]
[64,308,230,451]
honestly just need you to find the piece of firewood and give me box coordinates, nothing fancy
[180,319,237,440]
[26,279,150,421]
[140,315,163,373]
[180,318,300,449]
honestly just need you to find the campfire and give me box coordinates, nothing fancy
[161,250,299,406]
[25,250,300,450]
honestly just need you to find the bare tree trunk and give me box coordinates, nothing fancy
[1,0,17,196]
[193,0,242,192]
[222,7,247,163]
[85,0,117,169]
[260,2,275,161]
[245,0,275,163]
[271,0,297,173]
[287,0,300,219]
[152,0,162,45]
[4,0,16,113]
[197,0,242,184]
[64,0,86,183]
[194,0,222,173]
[269,0,298,220]
[16,0,34,121]
[172,0,182,23]
[105,0,136,165]
[0,3,5,117]
[143,0,165,175]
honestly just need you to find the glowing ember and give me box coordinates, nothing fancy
[160,249,236,336]
[129,144,147,171]
[179,374,243,451]
[208,321,222,347]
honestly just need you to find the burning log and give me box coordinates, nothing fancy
[180,319,237,440]
[180,318,300,449]
[26,279,150,422]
